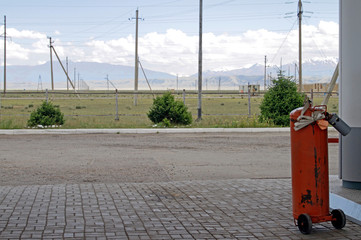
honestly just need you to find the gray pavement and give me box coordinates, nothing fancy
[0,130,339,185]
[0,129,360,239]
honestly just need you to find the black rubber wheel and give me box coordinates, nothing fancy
[298,213,312,234]
[331,209,346,229]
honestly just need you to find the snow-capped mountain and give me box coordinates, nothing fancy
[2,59,338,90]
[199,59,338,79]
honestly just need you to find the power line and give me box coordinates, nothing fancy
[303,17,328,59]
[269,19,298,66]
[1,0,181,9]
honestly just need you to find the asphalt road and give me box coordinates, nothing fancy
[0,132,339,186]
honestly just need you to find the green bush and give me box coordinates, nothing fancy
[259,72,304,126]
[28,101,65,127]
[147,92,192,126]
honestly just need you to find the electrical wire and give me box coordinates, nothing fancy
[0,0,339,71]
[269,19,298,66]
[303,18,332,60]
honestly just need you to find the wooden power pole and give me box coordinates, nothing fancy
[298,0,303,92]
[197,0,203,121]
[134,9,139,106]
[3,16,6,94]
[264,55,267,91]
[130,9,142,106]
[66,57,69,91]
[48,37,54,90]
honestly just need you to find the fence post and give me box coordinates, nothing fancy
[248,84,251,117]
[45,89,48,103]
[183,89,186,104]
[115,89,119,121]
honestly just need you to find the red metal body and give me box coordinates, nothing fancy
[328,138,339,143]
[290,106,332,223]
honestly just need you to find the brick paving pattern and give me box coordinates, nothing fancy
[0,179,360,240]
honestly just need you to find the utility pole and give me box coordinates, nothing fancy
[66,57,69,91]
[37,75,43,91]
[248,82,251,117]
[298,0,303,92]
[130,9,143,106]
[50,44,76,91]
[176,74,178,92]
[3,16,6,94]
[197,0,203,121]
[134,9,139,106]
[74,67,76,90]
[48,37,54,90]
[106,74,109,91]
[115,89,119,121]
[264,55,267,91]
[78,73,80,90]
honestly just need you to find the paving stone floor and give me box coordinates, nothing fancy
[0,179,360,240]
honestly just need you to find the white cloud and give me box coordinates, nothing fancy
[0,21,339,75]
[6,27,46,39]
[31,39,50,54]
[318,21,339,35]
[7,42,30,60]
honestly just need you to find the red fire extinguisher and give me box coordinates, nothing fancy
[290,99,350,234]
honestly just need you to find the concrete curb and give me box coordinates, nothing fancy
[0,127,339,135]
[0,128,291,135]
[330,193,361,225]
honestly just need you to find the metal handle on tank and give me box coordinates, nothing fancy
[327,113,351,136]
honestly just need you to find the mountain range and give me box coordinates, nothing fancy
[2,59,338,90]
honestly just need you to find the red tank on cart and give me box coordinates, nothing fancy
[290,106,330,223]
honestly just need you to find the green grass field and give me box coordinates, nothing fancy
[0,91,339,129]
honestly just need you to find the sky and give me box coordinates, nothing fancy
[0,0,339,76]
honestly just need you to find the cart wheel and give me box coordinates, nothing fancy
[331,209,346,229]
[298,213,312,234]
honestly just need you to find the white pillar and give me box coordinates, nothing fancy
[339,0,361,189]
